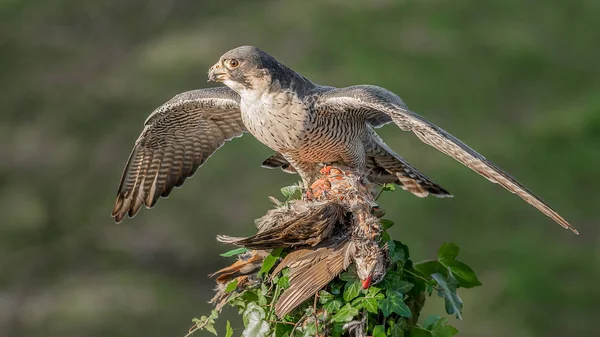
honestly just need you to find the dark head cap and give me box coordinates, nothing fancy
[208,46,313,94]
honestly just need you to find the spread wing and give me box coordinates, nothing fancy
[112,87,244,223]
[313,85,578,234]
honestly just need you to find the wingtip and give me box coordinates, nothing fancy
[554,214,579,235]
[112,195,124,216]
[113,212,125,224]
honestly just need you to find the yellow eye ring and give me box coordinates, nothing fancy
[228,59,240,68]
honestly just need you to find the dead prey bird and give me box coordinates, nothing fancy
[215,167,390,317]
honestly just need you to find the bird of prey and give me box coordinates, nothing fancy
[111,45,577,234]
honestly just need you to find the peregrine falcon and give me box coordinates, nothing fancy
[111,46,578,234]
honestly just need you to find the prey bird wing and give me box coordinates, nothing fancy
[313,85,578,234]
[217,201,346,250]
[112,87,244,223]
[273,240,351,318]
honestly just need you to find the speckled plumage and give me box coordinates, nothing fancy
[112,46,577,235]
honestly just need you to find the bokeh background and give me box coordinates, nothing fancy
[2,0,599,336]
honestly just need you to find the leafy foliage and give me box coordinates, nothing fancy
[220,248,249,257]
[280,185,303,201]
[190,244,480,336]
[188,187,481,336]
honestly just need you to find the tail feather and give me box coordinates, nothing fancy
[369,152,452,198]
[262,153,297,174]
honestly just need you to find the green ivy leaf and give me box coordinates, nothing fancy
[330,281,343,295]
[331,323,346,337]
[434,325,458,337]
[368,286,383,297]
[441,260,482,288]
[426,279,436,296]
[378,290,412,318]
[319,290,334,303]
[275,322,293,337]
[410,327,433,337]
[277,274,290,289]
[220,247,249,257]
[303,320,317,336]
[205,323,217,336]
[225,320,234,337]
[363,297,379,314]
[436,242,482,288]
[381,231,391,242]
[396,280,414,294]
[380,271,413,294]
[437,242,459,262]
[225,279,238,293]
[323,299,342,313]
[192,310,219,336]
[414,260,448,279]
[380,218,395,230]
[383,183,396,191]
[373,325,387,337]
[388,240,409,263]
[424,315,459,337]
[362,286,385,314]
[240,289,259,305]
[431,273,463,320]
[242,303,269,337]
[256,291,267,306]
[281,185,302,199]
[423,315,442,329]
[388,318,406,337]
[227,292,246,309]
[343,280,361,302]
[332,303,359,323]
[258,247,283,277]
[339,266,359,282]
[351,296,363,308]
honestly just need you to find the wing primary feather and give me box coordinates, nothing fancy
[111,87,243,222]
[410,122,578,234]
[315,86,578,234]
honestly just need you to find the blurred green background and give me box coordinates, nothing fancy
[2,0,599,336]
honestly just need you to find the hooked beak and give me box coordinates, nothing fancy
[362,275,372,289]
[208,63,228,82]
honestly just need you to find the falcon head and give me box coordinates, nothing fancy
[208,46,313,96]
[208,46,276,94]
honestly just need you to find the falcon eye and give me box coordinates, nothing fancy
[228,59,240,68]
